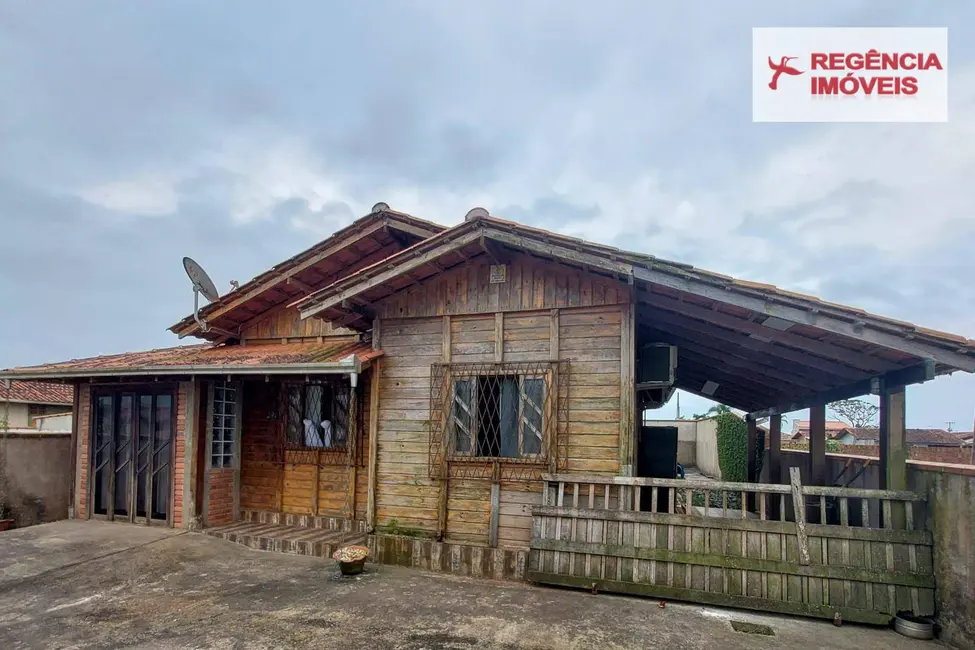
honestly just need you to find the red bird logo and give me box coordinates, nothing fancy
[768,56,803,90]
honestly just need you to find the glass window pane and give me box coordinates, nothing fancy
[499,378,519,457]
[522,378,545,455]
[453,380,472,453]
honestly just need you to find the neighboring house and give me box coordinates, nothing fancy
[1,204,974,556]
[0,380,72,428]
[789,419,848,440]
[0,380,74,528]
[832,427,966,447]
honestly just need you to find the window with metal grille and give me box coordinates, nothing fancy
[452,375,545,459]
[284,382,349,450]
[211,381,237,468]
[431,361,568,481]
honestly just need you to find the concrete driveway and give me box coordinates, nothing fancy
[0,520,934,649]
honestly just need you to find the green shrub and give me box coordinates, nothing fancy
[714,412,765,483]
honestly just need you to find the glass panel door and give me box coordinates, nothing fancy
[113,394,134,517]
[150,393,173,520]
[90,387,173,523]
[92,394,114,515]
[135,394,153,518]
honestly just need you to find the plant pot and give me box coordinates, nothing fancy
[0,519,14,532]
[338,557,367,576]
[332,544,369,576]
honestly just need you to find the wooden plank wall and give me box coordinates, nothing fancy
[240,304,356,342]
[373,256,628,546]
[378,253,630,319]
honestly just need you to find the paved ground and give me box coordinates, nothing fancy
[0,520,936,649]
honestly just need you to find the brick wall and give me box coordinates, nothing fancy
[207,468,234,526]
[76,383,90,519]
[173,382,189,528]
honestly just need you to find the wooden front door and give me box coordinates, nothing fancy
[91,386,175,524]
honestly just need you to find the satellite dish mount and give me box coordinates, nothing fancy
[182,257,223,335]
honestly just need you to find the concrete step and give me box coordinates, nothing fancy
[239,509,368,534]
[204,520,367,559]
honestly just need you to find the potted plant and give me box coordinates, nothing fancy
[332,545,369,575]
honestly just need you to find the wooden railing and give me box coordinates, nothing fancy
[530,470,933,623]
[539,470,924,531]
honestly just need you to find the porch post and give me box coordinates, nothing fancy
[768,414,782,519]
[746,416,757,482]
[809,403,826,486]
[619,299,635,477]
[879,383,907,491]
[768,414,782,485]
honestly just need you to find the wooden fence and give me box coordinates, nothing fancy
[528,471,934,624]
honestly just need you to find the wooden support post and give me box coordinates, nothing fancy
[494,312,504,362]
[489,462,501,548]
[880,383,907,492]
[489,482,501,547]
[366,359,381,531]
[619,300,635,477]
[809,404,826,486]
[549,309,560,361]
[437,315,452,540]
[746,415,758,513]
[746,416,758,483]
[768,414,782,519]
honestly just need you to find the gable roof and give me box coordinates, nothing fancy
[292,211,975,414]
[1,340,381,380]
[0,380,73,405]
[169,207,444,341]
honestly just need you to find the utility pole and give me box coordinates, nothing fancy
[946,421,955,432]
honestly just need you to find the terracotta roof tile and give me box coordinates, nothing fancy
[1,340,380,378]
[0,380,73,405]
[841,427,962,445]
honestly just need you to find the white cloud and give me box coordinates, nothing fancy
[78,176,178,215]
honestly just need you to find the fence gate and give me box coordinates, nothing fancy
[528,472,934,624]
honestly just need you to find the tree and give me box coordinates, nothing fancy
[828,398,879,428]
[693,404,732,419]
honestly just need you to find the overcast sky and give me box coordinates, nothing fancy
[1,2,973,429]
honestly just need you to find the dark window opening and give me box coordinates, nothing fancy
[452,373,546,460]
[285,382,349,450]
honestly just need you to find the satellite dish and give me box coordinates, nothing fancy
[371,202,390,214]
[183,257,220,303]
[464,207,489,222]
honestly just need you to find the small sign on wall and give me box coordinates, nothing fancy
[490,264,507,284]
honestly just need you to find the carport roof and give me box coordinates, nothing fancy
[293,213,975,414]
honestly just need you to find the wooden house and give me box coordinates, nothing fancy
[3,205,975,604]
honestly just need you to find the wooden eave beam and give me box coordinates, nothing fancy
[677,348,804,397]
[643,327,831,391]
[298,229,483,319]
[286,277,316,294]
[639,289,891,373]
[633,268,975,372]
[178,219,388,336]
[675,371,765,412]
[749,359,936,419]
[639,306,868,382]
